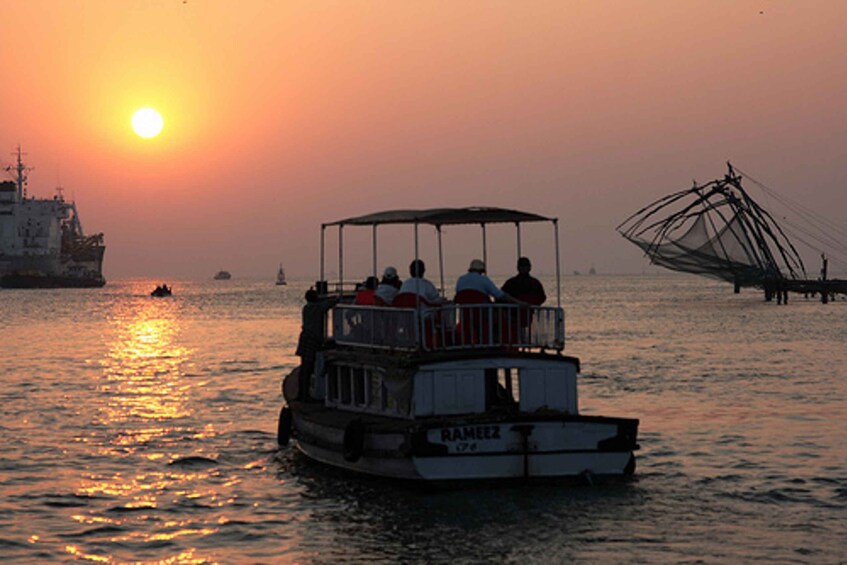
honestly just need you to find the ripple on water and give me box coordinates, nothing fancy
[167,456,219,468]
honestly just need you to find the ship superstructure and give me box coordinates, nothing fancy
[0,147,105,288]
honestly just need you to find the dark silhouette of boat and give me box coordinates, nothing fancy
[151,284,172,297]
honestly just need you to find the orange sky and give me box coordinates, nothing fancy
[1,1,845,279]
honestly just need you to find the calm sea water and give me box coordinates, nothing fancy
[1,275,845,563]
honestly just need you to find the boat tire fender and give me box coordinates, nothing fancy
[343,419,365,462]
[277,406,293,447]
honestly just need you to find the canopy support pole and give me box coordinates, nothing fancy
[414,223,420,309]
[553,219,561,308]
[338,225,344,295]
[437,225,445,296]
[482,224,488,267]
[320,225,326,283]
[372,225,378,278]
[516,222,522,261]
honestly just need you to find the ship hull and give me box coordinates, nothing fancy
[0,246,105,288]
[0,273,106,288]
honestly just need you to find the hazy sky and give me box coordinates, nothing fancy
[1,1,844,280]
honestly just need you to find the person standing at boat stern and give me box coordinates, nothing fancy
[501,257,546,305]
[295,289,337,400]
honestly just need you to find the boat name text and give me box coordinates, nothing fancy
[440,426,501,442]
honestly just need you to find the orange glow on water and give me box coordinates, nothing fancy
[98,293,194,429]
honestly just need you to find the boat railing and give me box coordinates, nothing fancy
[332,303,564,352]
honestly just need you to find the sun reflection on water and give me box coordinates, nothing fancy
[99,300,194,428]
[69,292,225,562]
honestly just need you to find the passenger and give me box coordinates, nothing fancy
[375,266,402,305]
[455,259,522,304]
[354,276,379,305]
[397,259,444,305]
[501,257,546,305]
[295,289,337,400]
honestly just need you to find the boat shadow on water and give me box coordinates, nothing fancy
[271,446,647,561]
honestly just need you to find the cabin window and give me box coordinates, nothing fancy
[486,367,519,409]
[353,367,367,406]
[369,372,383,410]
[501,368,520,402]
[340,366,352,405]
[327,366,339,401]
[325,364,410,417]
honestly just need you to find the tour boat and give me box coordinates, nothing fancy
[278,207,639,482]
[213,270,231,280]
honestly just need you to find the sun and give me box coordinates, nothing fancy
[131,108,164,139]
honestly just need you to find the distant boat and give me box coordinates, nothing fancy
[151,284,172,297]
[214,270,231,280]
[276,264,287,285]
[588,266,597,275]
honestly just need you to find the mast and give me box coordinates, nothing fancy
[3,145,32,200]
[15,146,27,199]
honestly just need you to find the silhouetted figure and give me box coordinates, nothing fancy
[151,284,172,297]
[398,259,443,305]
[502,257,546,305]
[354,276,379,305]
[295,289,337,400]
[456,259,521,304]
[375,266,402,305]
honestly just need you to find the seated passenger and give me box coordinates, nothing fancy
[455,259,521,304]
[397,259,444,306]
[374,266,401,306]
[501,256,546,305]
[354,276,379,305]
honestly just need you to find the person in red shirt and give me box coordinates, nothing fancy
[354,276,379,305]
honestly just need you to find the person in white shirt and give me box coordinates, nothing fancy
[455,259,522,304]
[398,259,443,304]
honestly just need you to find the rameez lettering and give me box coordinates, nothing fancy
[440,425,501,442]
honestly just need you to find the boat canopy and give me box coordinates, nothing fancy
[318,205,562,308]
[324,207,553,228]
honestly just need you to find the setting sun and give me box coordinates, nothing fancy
[131,108,164,139]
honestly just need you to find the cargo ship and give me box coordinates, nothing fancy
[0,147,105,288]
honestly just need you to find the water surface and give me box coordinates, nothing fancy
[1,276,844,562]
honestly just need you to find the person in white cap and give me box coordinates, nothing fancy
[455,259,522,303]
[375,266,402,305]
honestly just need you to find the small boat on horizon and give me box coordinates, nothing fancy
[276,264,287,285]
[213,270,231,280]
[151,284,172,297]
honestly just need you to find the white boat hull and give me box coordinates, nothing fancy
[289,407,637,481]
